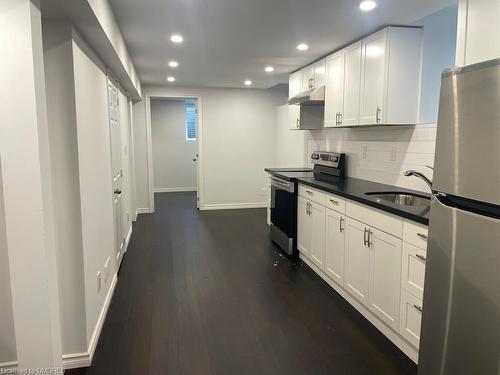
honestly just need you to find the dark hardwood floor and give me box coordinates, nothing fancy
[66,192,417,375]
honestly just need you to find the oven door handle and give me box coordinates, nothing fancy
[271,178,294,193]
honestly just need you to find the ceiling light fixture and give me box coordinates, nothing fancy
[359,0,377,11]
[170,34,184,43]
[244,80,252,86]
[265,66,274,73]
[168,60,179,68]
[167,76,176,82]
[296,43,309,51]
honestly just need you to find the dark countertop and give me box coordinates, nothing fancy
[265,168,313,181]
[297,176,430,225]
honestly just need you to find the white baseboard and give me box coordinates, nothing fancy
[154,187,197,193]
[62,273,118,370]
[0,361,18,369]
[300,254,418,364]
[201,202,267,210]
[135,207,153,215]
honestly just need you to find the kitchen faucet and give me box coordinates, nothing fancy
[404,166,433,192]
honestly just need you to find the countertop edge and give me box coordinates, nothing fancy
[297,178,430,225]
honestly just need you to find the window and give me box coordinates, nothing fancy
[185,100,197,141]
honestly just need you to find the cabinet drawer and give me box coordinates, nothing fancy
[400,290,423,348]
[326,193,346,213]
[346,201,403,238]
[401,242,426,299]
[403,220,428,250]
[298,184,327,206]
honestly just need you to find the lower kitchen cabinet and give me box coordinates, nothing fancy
[400,290,423,348]
[368,226,402,331]
[344,218,371,305]
[297,196,326,268]
[401,242,426,300]
[324,209,345,286]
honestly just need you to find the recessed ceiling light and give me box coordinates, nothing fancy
[170,34,183,43]
[296,43,309,51]
[168,60,178,68]
[244,80,252,86]
[359,0,377,11]
[167,76,176,82]
[265,66,274,73]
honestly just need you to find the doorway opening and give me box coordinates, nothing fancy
[149,97,200,209]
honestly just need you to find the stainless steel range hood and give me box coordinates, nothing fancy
[288,85,325,106]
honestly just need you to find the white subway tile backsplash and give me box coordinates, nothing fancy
[304,124,437,192]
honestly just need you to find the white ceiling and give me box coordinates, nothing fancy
[109,0,456,89]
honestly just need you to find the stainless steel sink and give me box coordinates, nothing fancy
[365,192,430,206]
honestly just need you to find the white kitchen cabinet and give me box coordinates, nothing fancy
[325,209,345,286]
[324,52,345,128]
[288,105,301,130]
[401,242,426,300]
[289,71,302,99]
[301,65,315,91]
[342,41,363,126]
[309,201,326,269]
[368,226,402,331]
[400,290,423,348]
[344,217,370,305]
[358,27,422,125]
[359,29,387,125]
[312,59,326,87]
[456,0,500,66]
[297,196,311,258]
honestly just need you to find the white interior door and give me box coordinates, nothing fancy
[107,78,124,266]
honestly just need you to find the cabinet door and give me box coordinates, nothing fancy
[289,71,302,99]
[368,226,402,331]
[313,59,326,87]
[359,29,388,125]
[325,209,345,286]
[400,290,422,348]
[342,42,362,126]
[309,201,326,269]
[301,65,315,91]
[401,242,426,299]
[344,218,370,305]
[288,104,301,130]
[297,197,311,258]
[324,53,344,128]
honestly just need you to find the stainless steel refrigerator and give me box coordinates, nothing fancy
[418,59,500,374]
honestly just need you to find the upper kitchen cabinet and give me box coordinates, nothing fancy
[456,0,500,65]
[324,52,345,128]
[359,27,423,125]
[341,42,363,127]
[300,59,326,92]
[289,71,302,99]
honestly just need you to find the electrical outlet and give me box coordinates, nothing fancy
[97,272,102,293]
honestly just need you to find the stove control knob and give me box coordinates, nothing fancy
[329,155,339,162]
[311,153,320,160]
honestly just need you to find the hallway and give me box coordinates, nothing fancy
[69,192,416,375]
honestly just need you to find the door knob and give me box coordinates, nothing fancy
[114,189,122,195]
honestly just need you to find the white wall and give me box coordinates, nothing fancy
[42,20,87,355]
[0,159,17,365]
[133,85,288,211]
[412,6,458,123]
[71,31,117,348]
[151,99,197,191]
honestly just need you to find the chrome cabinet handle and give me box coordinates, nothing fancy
[376,106,381,124]
[308,78,314,89]
[367,229,373,248]
[296,118,300,128]
[339,216,344,233]
[306,202,310,215]
[335,112,339,126]
[338,112,342,126]
[416,254,427,262]
[417,232,428,240]
[329,199,339,205]
[363,228,368,246]
[413,304,423,313]
[306,190,313,196]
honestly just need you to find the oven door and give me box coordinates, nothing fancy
[270,177,295,238]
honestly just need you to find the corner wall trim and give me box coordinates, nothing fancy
[154,187,197,193]
[201,202,267,211]
[62,273,118,370]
